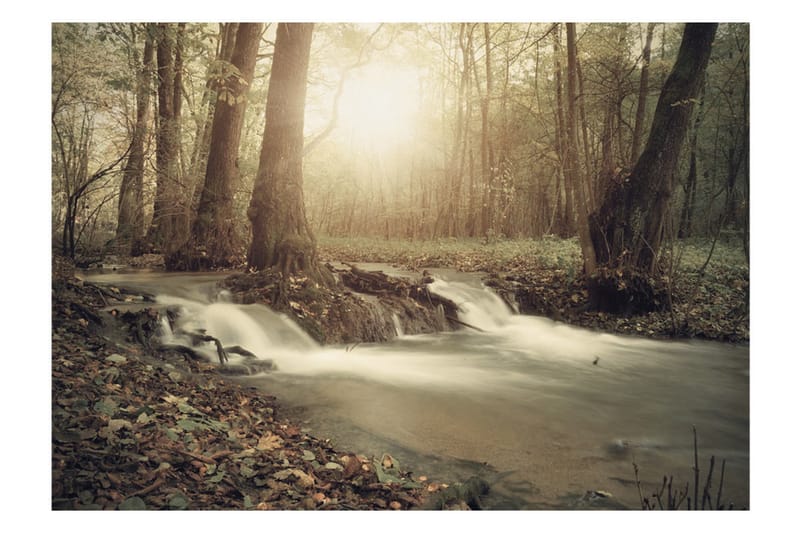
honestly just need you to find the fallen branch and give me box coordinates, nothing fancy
[126,475,165,498]
[446,315,485,332]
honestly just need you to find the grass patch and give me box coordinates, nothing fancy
[318,235,748,274]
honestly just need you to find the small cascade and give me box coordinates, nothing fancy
[156,297,320,369]
[427,278,514,331]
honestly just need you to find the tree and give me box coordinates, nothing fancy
[117,23,154,254]
[145,23,188,253]
[174,23,263,269]
[52,23,132,258]
[247,23,325,280]
[551,24,574,235]
[586,23,718,312]
[630,23,656,164]
[565,23,596,275]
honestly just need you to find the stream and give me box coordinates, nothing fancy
[81,266,749,510]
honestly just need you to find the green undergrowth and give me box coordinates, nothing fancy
[318,235,584,272]
[318,235,748,275]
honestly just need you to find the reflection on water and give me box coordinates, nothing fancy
[82,267,749,509]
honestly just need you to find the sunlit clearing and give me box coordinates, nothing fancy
[337,62,421,151]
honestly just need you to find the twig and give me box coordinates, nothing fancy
[716,459,726,510]
[126,475,165,498]
[702,455,716,510]
[446,315,485,332]
[632,454,648,509]
[692,425,699,510]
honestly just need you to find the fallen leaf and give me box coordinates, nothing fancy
[162,394,189,405]
[119,496,146,510]
[107,419,132,432]
[168,492,189,509]
[382,454,396,469]
[274,468,315,488]
[256,433,283,452]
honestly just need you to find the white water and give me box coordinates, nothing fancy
[83,268,749,509]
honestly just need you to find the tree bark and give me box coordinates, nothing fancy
[552,25,573,235]
[479,23,494,239]
[188,23,239,218]
[117,23,154,254]
[630,23,656,165]
[178,23,262,269]
[678,83,705,238]
[247,23,325,281]
[146,23,186,253]
[565,23,596,274]
[587,23,717,311]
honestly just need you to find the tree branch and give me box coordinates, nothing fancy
[303,24,385,157]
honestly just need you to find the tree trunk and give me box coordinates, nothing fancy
[552,25,573,236]
[146,23,186,253]
[587,23,717,312]
[479,23,494,239]
[117,23,154,255]
[175,23,262,269]
[247,23,325,281]
[576,53,594,210]
[188,23,239,218]
[565,23,596,275]
[678,82,705,239]
[630,23,656,165]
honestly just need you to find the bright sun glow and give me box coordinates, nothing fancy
[336,62,422,150]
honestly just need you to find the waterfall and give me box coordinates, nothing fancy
[427,279,514,331]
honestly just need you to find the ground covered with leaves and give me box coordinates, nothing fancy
[52,256,456,511]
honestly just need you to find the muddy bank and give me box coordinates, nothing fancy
[219,263,461,345]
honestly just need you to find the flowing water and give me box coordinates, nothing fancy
[82,267,749,510]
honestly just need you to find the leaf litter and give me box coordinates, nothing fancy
[52,256,441,510]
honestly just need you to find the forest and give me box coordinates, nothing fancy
[51,22,750,512]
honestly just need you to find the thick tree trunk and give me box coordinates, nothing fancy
[117,24,154,254]
[247,23,326,281]
[587,23,717,312]
[188,23,239,219]
[175,23,262,269]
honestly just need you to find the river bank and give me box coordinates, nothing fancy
[52,255,448,510]
[317,236,749,344]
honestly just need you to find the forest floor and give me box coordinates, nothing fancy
[51,236,748,510]
[317,236,750,344]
